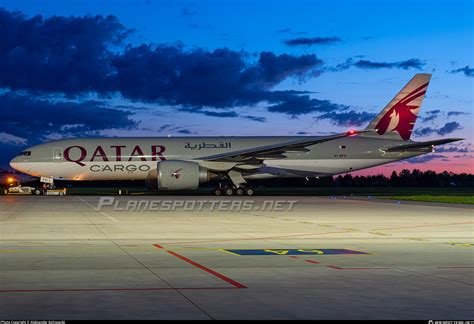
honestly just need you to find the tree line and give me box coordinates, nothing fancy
[254,169,474,187]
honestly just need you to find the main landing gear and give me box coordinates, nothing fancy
[212,170,255,196]
[212,186,255,196]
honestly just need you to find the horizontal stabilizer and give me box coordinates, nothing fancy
[383,138,463,152]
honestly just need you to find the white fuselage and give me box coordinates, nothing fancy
[9,136,419,181]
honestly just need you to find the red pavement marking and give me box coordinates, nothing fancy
[0,243,247,293]
[304,260,320,264]
[327,265,389,270]
[288,256,299,259]
[153,244,247,289]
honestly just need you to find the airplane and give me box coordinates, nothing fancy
[9,74,463,196]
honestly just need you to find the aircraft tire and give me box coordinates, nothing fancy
[213,188,222,196]
[235,187,244,196]
[244,187,255,196]
[224,188,234,196]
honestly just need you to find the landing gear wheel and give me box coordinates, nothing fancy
[244,187,255,196]
[224,188,234,196]
[34,189,42,196]
[213,188,222,196]
[235,187,244,196]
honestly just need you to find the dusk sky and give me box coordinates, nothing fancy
[0,0,472,175]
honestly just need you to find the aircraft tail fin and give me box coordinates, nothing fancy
[365,73,431,141]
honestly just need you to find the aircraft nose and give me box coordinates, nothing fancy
[9,157,20,171]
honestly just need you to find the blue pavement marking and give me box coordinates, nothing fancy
[223,249,368,256]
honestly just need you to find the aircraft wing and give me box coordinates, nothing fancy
[383,138,463,152]
[197,131,364,162]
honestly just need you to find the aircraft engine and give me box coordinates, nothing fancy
[151,160,214,190]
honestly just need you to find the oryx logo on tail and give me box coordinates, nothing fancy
[366,73,431,141]
[375,82,428,140]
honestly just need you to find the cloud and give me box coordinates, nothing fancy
[0,8,320,108]
[177,106,268,123]
[257,52,323,84]
[179,105,268,122]
[284,37,341,47]
[0,9,346,118]
[450,65,474,77]
[265,91,380,126]
[265,92,377,126]
[0,132,28,145]
[177,129,194,134]
[318,110,376,127]
[110,46,325,111]
[325,58,354,72]
[0,8,131,94]
[447,111,470,117]
[0,92,138,141]
[414,127,436,137]
[421,109,441,122]
[405,154,448,164]
[277,28,291,34]
[267,94,346,115]
[277,28,308,35]
[187,109,239,118]
[329,58,426,71]
[353,59,425,70]
[438,121,463,135]
[414,121,463,137]
[243,115,266,122]
[434,142,471,153]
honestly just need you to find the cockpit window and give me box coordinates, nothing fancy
[19,151,31,156]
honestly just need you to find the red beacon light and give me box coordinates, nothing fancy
[347,129,357,136]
